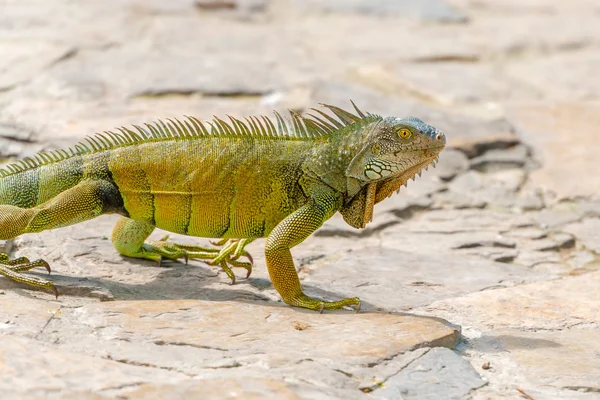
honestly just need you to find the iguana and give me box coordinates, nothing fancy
[0,103,445,311]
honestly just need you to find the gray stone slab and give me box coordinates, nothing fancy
[510,104,600,200]
[299,245,549,312]
[376,347,486,399]
[429,148,469,181]
[29,45,285,100]
[0,41,74,90]
[33,299,458,390]
[440,169,544,211]
[564,218,600,254]
[295,0,468,23]
[470,144,530,172]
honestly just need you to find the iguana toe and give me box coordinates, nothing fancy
[0,254,57,297]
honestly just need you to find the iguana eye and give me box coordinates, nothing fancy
[397,129,412,139]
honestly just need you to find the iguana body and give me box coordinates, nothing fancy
[0,104,445,311]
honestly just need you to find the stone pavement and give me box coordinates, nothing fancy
[0,0,599,398]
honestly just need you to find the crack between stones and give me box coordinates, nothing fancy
[363,348,432,393]
[34,305,63,340]
[132,90,268,99]
[466,380,490,398]
[107,357,194,377]
[99,382,145,393]
[296,358,356,380]
[563,386,600,393]
[153,339,229,352]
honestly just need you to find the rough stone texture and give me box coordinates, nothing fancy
[418,271,600,394]
[295,0,468,23]
[378,347,486,399]
[563,218,600,254]
[0,295,459,398]
[510,103,600,200]
[1,0,599,398]
[0,335,185,396]
[428,147,469,181]
[299,242,549,312]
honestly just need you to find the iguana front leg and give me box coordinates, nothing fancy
[265,195,360,312]
[111,217,253,283]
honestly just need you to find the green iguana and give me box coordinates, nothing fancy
[0,103,445,312]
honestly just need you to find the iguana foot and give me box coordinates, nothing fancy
[0,253,58,298]
[284,293,361,313]
[143,237,254,283]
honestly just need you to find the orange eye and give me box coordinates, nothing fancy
[397,129,412,139]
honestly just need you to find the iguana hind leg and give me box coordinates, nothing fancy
[0,179,121,296]
[111,217,254,283]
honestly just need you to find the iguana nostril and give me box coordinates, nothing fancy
[435,133,445,142]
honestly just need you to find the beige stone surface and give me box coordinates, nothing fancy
[45,300,459,361]
[564,218,600,254]
[419,271,600,392]
[510,103,600,200]
[0,291,60,337]
[497,329,600,391]
[0,334,187,394]
[119,379,312,400]
[422,270,600,330]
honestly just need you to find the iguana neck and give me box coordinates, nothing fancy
[301,120,380,199]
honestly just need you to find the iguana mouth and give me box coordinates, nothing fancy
[393,145,445,157]
[393,155,440,191]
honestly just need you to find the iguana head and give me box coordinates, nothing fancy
[345,116,446,195]
[339,116,446,229]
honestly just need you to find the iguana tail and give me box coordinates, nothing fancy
[0,155,89,208]
[0,152,123,240]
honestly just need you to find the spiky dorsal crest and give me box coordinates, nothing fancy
[0,102,378,178]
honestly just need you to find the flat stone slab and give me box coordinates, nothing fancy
[0,298,460,397]
[299,246,549,312]
[564,218,600,254]
[106,378,353,400]
[43,300,459,363]
[496,329,600,392]
[0,334,186,396]
[423,270,600,330]
[419,271,600,392]
[378,347,486,399]
[510,103,600,200]
[0,291,65,338]
[295,0,467,22]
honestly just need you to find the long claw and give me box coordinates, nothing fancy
[42,261,51,274]
[0,254,59,298]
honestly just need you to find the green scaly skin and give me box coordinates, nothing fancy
[0,104,445,311]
